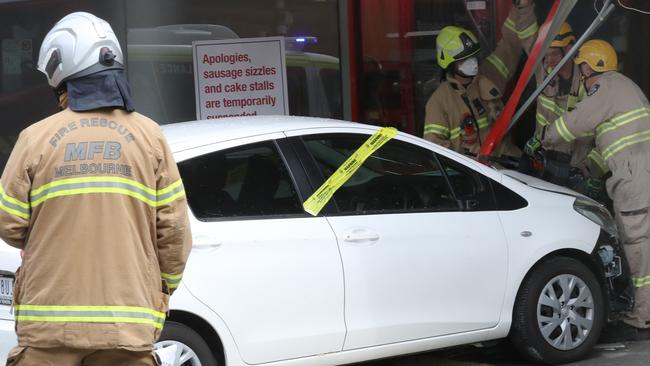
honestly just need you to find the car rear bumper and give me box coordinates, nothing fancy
[0,319,16,364]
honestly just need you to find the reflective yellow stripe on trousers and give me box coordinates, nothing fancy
[30,176,185,208]
[632,275,650,288]
[14,305,166,329]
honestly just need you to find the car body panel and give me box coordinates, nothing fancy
[326,210,508,350]
[0,116,613,366]
[0,245,19,322]
[0,319,15,362]
[490,187,600,340]
[0,245,19,363]
[183,214,346,364]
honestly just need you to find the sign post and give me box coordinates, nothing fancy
[192,37,289,120]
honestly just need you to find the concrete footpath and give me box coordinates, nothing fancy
[356,340,650,366]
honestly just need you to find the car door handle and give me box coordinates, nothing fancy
[192,235,223,252]
[343,229,380,244]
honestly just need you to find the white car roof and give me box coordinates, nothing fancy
[161,116,371,153]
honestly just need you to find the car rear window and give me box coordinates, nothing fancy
[178,140,304,219]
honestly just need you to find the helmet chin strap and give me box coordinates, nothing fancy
[53,85,68,110]
[57,91,69,110]
[580,69,602,90]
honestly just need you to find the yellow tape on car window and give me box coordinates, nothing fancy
[303,127,398,216]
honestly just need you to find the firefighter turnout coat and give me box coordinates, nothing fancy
[535,63,597,174]
[543,71,650,327]
[423,2,537,157]
[0,106,192,350]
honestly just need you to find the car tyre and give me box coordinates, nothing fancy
[510,257,605,364]
[155,320,219,366]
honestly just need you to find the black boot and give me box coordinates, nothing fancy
[599,322,650,343]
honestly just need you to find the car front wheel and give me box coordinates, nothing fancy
[155,321,219,366]
[510,257,605,364]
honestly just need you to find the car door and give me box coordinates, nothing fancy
[175,137,345,364]
[291,129,509,350]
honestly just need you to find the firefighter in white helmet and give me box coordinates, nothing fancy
[531,39,650,340]
[423,0,536,159]
[0,12,192,365]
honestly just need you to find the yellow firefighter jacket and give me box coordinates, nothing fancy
[0,106,192,350]
[535,63,598,174]
[543,71,650,210]
[424,2,537,157]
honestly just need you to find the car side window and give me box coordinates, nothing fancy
[491,180,528,210]
[178,141,304,219]
[302,133,458,214]
[436,154,496,211]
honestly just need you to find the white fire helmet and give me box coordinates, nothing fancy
[37,12,124,89]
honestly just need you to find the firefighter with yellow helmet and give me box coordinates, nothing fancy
[531,39,650,339]
[533,22,584,140]
[524,23,605,200]
[423,0,536,158]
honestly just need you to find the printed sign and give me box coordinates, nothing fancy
[192,37,289,120]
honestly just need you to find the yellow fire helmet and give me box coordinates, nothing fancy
[551,22,576,48]
[575,39,618,73]
[436,26,480,70]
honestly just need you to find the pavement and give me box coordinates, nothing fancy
[355,339,650,366]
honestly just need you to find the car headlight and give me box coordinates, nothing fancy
[573,197,618,236]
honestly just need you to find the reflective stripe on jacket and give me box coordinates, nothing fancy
[534,64,593,173]
[543,71,650,209]
[0,107,192,350]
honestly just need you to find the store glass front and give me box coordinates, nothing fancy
[350,0,650,140]
[354,0,499,136]
[0,0,340,170]
[0,1,648,171]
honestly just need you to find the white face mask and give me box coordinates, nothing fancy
[457,56,479,77]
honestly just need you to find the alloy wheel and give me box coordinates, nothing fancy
[154,340,203,366]
[537,274,595,350]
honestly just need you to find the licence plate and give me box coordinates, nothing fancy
[0,275,13,306]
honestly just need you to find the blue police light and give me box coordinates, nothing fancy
[285,36,318,51]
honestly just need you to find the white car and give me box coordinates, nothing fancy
[0,116,632,365]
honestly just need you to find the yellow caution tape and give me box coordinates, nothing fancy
[303,127,398,216]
